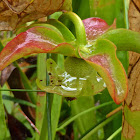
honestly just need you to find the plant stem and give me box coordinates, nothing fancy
[0,72,7,139]
[59,11,87,45]
[46,54,52,140]
[47,93,52,140]
[80,112,120,140]
[0,89,45,92]
[107,126,122,140]
[51,54,63,140]
[35,53,47,140]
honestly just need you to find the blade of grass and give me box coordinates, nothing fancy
[21,64,37,69]
[2,95,36,108]
[47,92,52,140]
[123,0,129,29]
[107,126,122,140]
[0,41,3,52]
[51,54,63,140]
[0,89,45,92]
[35,53,47,140]
[71,96,98,140]
[51,94,62,140]
[57,101,113,131]
[0,72,7,139]
[80,112,121,140]
[46,53,52,140]
[39,53,52,140]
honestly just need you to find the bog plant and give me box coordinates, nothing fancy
[0,11,140,104]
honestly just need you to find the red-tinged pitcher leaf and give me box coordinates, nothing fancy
[82,17,116,41]
[79,39,128,104]
[0,26,76,71]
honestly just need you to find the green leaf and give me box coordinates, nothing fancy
[59,11,87,45]
[0,41,3,52]
[0,85,7,139]
[100,29,140,53]
[51,94,62,140]
[2,95,36,108]
[47,19,75,42]
[35,53,47,140]
[14,62,37,104]
[71,96,98,140]
[80,39,128,104]
[57,101,113,131]
[36,58,105,97]
[80,112,120,140]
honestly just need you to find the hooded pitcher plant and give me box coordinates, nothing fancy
[0,12,140,104]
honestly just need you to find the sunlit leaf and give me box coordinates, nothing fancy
[100,29,140,53]
[0,26,76,71]
[82,17,116,41]
[36,58,105,97]
[80,39,128,104]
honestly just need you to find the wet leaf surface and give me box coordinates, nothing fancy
[0,26,76,71]
[82,17,116,41]
[36,58,105,97]
[80,39,128,104]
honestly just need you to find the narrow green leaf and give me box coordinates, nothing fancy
[47,19,75,42]
[0,82,7,139]
[14,62,37,104]
[0,41,3,52]
[51,54,63,140]
[2,95,36,108]
[107,126,122,140]
[57,101,113,131]
[51,94,62,140]
[71,96,98,140]
[35,53,47,140]
[0,89,44,92]
[80,112,120,140]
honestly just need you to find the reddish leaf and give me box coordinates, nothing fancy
[82,17,115,41]
[0,26,76,71]
[80,39,128,104]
